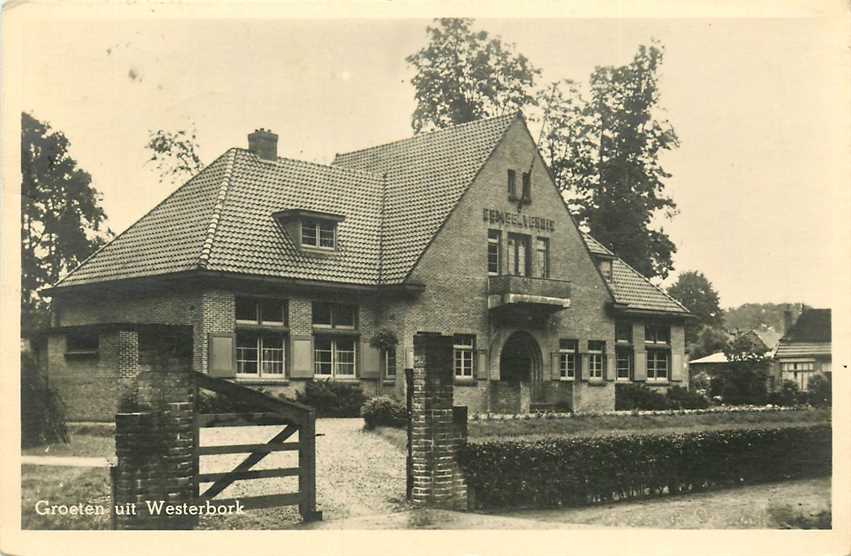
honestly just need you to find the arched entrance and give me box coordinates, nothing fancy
[499,331,544,409]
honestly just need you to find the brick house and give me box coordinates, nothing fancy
[39,113,692,421]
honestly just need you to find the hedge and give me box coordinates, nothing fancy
[295,379,366,417]
[458,424,831,510]
[361,396,407,429]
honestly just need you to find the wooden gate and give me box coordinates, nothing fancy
[193,372,322,522]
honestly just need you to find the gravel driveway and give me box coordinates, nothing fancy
[197,418,407,529]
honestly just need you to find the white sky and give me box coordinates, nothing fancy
[14,11,850,309]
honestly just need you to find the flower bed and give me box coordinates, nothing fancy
[470,404,817,422]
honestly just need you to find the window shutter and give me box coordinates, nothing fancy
[634,351,647,381]
[606,353,616,381]
[580,353,590,381]
[476,349,489,380]
[208,333,235,378]
[551,352,561,381]
[290,336,314,379]
[671,352,683,382]
[360,339,381,379]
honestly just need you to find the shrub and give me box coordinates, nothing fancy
[196,389,266,414]
[665,385,709,409]
[458,424,831,510]
[295,379,366,417]
[807,373,831,407]
[361,396,407,429]
[615,383,669,411]
[767,380,800,407]
[21,351,68,448]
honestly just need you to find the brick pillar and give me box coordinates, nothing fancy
[112,370,197,530]
[410,333,468,510]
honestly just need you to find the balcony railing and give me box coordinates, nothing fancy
[487,275,571,311]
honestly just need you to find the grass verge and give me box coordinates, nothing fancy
[21,465,112,530]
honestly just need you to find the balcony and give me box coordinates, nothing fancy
[487,275,571,312]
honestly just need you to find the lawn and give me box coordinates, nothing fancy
[21,465,112,530]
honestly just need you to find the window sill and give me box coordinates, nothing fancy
[382,379,397,385]
[235,377,290,385]
[64,350,99,358]
[559,377,575,382]
[300,245,337,256]
[312,327,359,336]
[236,323,290,332]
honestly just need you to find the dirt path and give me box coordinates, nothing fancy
[197,418,407,529]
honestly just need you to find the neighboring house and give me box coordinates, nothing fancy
[773,308,832,391]
[688,327,782,388]
[37,113,692,421]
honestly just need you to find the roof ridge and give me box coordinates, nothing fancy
[615,256,690,313]
[236,148,384,180]
[48,149,235,290]
[198,149,238,269]
[334,111,520,162]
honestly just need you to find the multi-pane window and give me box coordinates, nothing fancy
[645,324,671,344]
[616,347,632,380]
[647,349,669,380]
[521,171,531,202]
[507,233,531,276]
[507,169,517,198]
[302,218,336,249]
[487,230,501,275]
[453,335,476,379]
[616,321,632,344]
[535,238,549,278]
[235,297,287,326]
[312,302,357,329]
[66,333,99,354]
[781,362,815,372]
[384,348,397,379]
[236,332,285,377]
[588,340,605,380]
[559,339,578,380]
[314,336,356,378]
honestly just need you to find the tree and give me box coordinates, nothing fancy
[666,270,723,346]
[718,332,770,405]
[21,112,111,330]
[689,324,729,360]
[145,124,204,184]
[537,41,680,279]
[406,18,540,133]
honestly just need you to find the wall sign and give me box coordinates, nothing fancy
[482,208,555,232]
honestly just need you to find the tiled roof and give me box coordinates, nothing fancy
[53,114,515,289]
[581,232,689,315]
[775,308,831,359]
[333,113,517,283]
[774,342,831,358]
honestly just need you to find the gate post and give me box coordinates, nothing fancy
[409,333,468,510]
[298,408,322,522]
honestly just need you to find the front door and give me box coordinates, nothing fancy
[499,331,544,407]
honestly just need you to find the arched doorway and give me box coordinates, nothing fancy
[499,331,544,405]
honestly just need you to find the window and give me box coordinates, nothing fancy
[314,336,356,378]
[588,341,605,379]
[616,347,632,380]
[781,361,815,372]
[384,348,397,380]
[521,172,531,202]
[599,259,613,281]
[236,297,287,326]
[66,333,99,354]
[559,339,578,380]
[647,349,669,381]
[645,324,670,344]
[236,332,285,377]
[535,237,549,278]
[301,218,336,249]
[507,169,517,198]
[312,302,357,329]
[453,335,476,379]
[487,230,501,275]
[616,321,632,344]
[507,233,531,276]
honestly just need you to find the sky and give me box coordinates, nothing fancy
[13,9,850,309]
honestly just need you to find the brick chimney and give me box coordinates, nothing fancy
[247,128,278,161]
[783,307,794,337]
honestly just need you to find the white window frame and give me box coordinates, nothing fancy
[559,339,578,380]
[312,302,357,330]
[235,297,287,327]
[535,237,549,279]
[384,348,397,380]
[236,332,286,378]
[507,233,530,277]
[616,347,632,381]
[301,218,336,250]
[646,349,670,381]
[588,341,605,380]
[313,335,357,379]
[487,230,501,276]
[453,335,476,379]
[645,324,671,345]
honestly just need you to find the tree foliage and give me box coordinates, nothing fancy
[667,270,723,347]
[723,302,807,334]
[537,41,680,279]
[145,124,204,184]
[21,112,111,330]
[718,332,770,404]
[689,324,730,360]
[406,18,540,133]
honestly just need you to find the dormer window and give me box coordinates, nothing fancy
[598,259,613,282]
[302,218,336,249]
[272,208,345,253]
